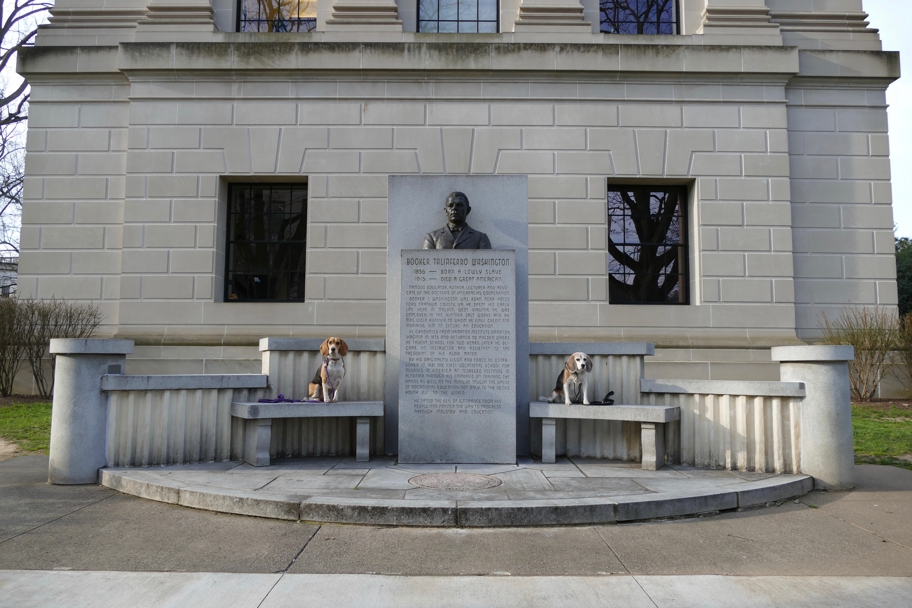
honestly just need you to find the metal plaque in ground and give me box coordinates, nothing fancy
[408,473,503,490]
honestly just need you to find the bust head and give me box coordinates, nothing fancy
[444,191,471,230]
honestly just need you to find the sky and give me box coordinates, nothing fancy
[866,0,912,237]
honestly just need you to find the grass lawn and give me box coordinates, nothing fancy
[0,400,53,453]
[852,402,912,471]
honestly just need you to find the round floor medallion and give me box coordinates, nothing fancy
[408,473,503,490]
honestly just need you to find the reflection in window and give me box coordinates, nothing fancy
[419,0,498,33]
[239,0,317,32]
[608,186,688,304]
[226,184,307,302]
[600,0,676,35]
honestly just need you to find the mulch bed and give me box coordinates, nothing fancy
[0,395,51,408]
[853,399,912,413]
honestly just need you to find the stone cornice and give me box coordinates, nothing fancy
[18,43,898,86]
[117,42,801,77]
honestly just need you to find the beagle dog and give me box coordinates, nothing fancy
[308,337,348,402]
[540,352,592,406]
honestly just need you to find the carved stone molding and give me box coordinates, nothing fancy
[46,8,148,30]
[136,0,218,33]
[769,11,877,34]
[514,0,591,33]
[701,6,779,32]
[324,0,403,32]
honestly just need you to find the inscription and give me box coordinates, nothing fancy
[401,252,515,419]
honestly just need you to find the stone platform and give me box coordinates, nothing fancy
[100,457,812,527]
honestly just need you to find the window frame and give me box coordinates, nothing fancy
[224,182,309,303]
[417,0,501,34]
[607,184,690,306]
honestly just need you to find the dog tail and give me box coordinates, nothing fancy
[538,396,551,402]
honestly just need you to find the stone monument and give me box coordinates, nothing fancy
[386,176,529,461]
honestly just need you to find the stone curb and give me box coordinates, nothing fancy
[100,469,815,527]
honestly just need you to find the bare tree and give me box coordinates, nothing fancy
[2,0,52,127]
[0,121,22,288]
[600,0,676,35]
[819,307,898,402]
[240,0,316,32]
[1,0,53,293]
[22,298,103,397]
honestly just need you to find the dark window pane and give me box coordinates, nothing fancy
[608,186,688,305]
[600,0,677,35]
[227,183,307,302]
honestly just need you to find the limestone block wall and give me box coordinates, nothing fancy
[18,52,128,334]
[16,40,900,385]
[786,54,898,341]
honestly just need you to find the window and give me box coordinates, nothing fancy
[600,0,677,35]
[418,0,498,33]
[238,0,316,32]
[226,183,308,302]
[608,185,688,304]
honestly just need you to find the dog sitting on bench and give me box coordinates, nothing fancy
[541,352,592,406]
[308,337,348,402]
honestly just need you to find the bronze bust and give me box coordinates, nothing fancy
[422,191,492,250]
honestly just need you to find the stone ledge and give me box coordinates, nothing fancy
[641,378,806,398]
[770,345,855,363]
[531,342,655,356]
[529,403,679,423]
[50,338,135,355]
[101,373,268,391]
[259,337,386,352]
[231,401,384,419]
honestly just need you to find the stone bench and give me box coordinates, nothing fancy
[231,401,384,467]
[530,403,681,470]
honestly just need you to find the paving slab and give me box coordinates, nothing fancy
[0,491,319,573]
[600,501,912,577]
[0,456,115,543]
[637,575,912,608]
[288,526,627,575]
[801,464,912,548]
[0,570,281,608]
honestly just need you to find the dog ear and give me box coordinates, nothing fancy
[320,338,330,356]
[565,356,575,374]
[339,339,349,356]
[585,357,593,373]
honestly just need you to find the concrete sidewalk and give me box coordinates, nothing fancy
[1,455,910,605]
[2,571,912,607]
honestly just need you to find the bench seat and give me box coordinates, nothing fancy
[529,403,680,470]
[231,401,384,466]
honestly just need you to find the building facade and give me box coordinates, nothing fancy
[16,0,899,388]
